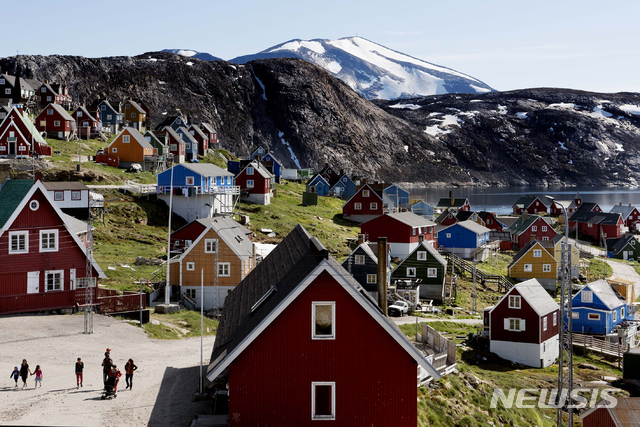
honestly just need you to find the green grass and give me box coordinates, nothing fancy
[143,310,219,339]
[588,258,613,281]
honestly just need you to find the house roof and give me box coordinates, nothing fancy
[508,214,543,236]
[241,161,273,179]
[570,209,621,226]
[456,211,476,222]
[580,397,640,426]
[440,220,490,235]
[124,100,145,114]
[513,196,542,209]
[73,106,97,122]
[97,100,118,113]
[63,213,91,236]
[610,204,637,220]
[42,104,75,122]
[188,124,207,140]
[343,242,378,265]
[609,235,638,254]
[577,279,626,309]
[507,240,553,269]
[144,130,165,146]
[176,126,198,144]
[435,197,468,209]
[10,108,46,145]
[435,210,455,224]
[379,212,435,228]
[164,127,185,144]
[42,181,89,191]
[200,123,216,134]
[111,127,153,150]
[191,216,252,258]
[207,224,440,382]
[409,241,446,266]
[180,162,234,177]
[509,279,558,316]
[156,115,186,130]
[0,179,34,228]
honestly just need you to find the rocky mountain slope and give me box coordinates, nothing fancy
[162,49,222,62]
[1,53,639,186]
[231,37,495,100]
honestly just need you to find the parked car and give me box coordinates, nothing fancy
[388,300,409,317]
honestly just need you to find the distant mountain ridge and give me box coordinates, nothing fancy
[162,49,222,62]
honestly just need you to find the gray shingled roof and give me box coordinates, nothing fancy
[513,279,559,316]
[383,211,435,228]
[243,161,273,179]
[200,123,216,134]
[43,103,75,122]
[195,216,253,257]
[443,219,490,235]
[73,106,97,122]
[124,100,145,114]
[577,280,626,309]
[610,204,637,220]
[120,127,153,149]
[188,124,207,140]
[181,162,233,177]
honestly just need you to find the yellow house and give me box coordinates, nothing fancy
[169,216,255,310]
[508,240,558,282]
[122,100,147,132]
[548,235,580,278]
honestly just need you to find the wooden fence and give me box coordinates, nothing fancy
[421,323,457,367]
[99,291,146,314]
[570,332,627,359]
[124,180,157,196]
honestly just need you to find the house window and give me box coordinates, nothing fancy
[47,109,53,115]
[581,290,593,303]
[186,176,194,186]
[524,263,532,272]
[543,317,548,331]
[101,105,106,111]
[71,191,81,200]
[354,255,365,265]
[363,190,370,197]
[446,233,451,238]
[553,312,557,326]
[123,135,130,143]
[170,144,177,151]
[532,226,537,232]
[572,312,579,319]
[19,145,26,151]
[186,262,195,271]
[508,295,521,309]
[5,88,10,94]
[542,226,548,232]
[77,111,83,117]
[533,249,542,258]
[354,203,362,210]
[185,239,193,247]
[107,114,112,120]
[312,302,335,339]
[406,267,416,277]
[246,180,254,188]
[0,78,3,84]
[47,96,52,101]
[205,239,218,253]
[613,310,617,323]
[45,270,63,292]
[366,274,377,284]
[54,120,60,126]
[185,289,196,299]
[29,200,39,211]
[370,203,377,210]
[427,268,437,278]
[176,119,181,125]
[41,87,46,92]
[218,262,230,277]
[543,264,551,272]
[622,307,625,318]
[506,318,525,331]
[542,236,549,241]
[40,230,58,252]
[588,313,600,321]
[125,104,130,109]
[588,223,593,228]
[417,251,427,261]
[311,382,335,420]
[54,191,64,201]
[247,167,254,175]
[130,113,135,118]
[9,231,28,254]
[83,122,89,127]
[185,143,191,150]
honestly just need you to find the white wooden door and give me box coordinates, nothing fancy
[27,272,40,294]
[70,269,76,290]
[624,251,629,260]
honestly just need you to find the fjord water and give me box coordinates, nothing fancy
[412,186,640,215]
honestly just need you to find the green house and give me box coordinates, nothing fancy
[391,242,447,302]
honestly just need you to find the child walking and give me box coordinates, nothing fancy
[75,358,84,388]
[10,366,19,387]
[32,365,43,388]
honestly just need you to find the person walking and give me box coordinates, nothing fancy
[124,359,138,390]
[19,360,31,389]
[32,365,43,388]
[10,366,19,387]
[101,349,113,384]
[75,358,84,388]
[108,365,122,394]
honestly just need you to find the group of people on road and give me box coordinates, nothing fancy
[10,348,138,392]
[10,360,42,389]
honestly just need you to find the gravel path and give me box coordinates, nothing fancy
[607,259,640,299]
[0,314,215,427]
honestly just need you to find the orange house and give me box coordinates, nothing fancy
[121,100,147,132]
[169,217,255,310]
[107,127,156,170]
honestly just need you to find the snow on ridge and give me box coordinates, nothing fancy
[186,62,193,66]
[516,112,528,119]
[389,103,421,110]
[278,131,301,168]
[497,105,508,115]
[615,143,625,152]
[558,141,568,150]
[250,65,267,101]
[590,105,613,119]
[424,114,462,137]
[176,49,197,57]
[620,104,640,116]
[548,102,577,109]
[270,40,325,55]
[470,84,491,94]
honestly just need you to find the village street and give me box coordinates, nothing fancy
[392,315,482,326]
[0,314,215,427]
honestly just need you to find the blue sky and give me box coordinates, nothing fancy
[3,0,639,93]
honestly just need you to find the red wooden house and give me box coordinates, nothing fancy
[236,161,273,205]
[610,203,640,229]
[484,279,559,368]
[0,179,105,315]
[361,212,436,259]
[199,123,218,146]
[512,196,548,215]
[162,127,186,164]
[342,183,384,223]
[206,225,440,426]
[317,163,342,187]
[0,106,51,158]
[435,210,458,226]
[569,210,624,242]
[35,103,75,140]
[508,214,558,249]
[71,106,99,138]
[35,81,71,109]
[188,124,209,154]
[581,397,640,427]
[478,211,503,231]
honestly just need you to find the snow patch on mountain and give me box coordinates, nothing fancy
[620,104,640,115]
[278,131,300,168]
[389,103,421,110]
[269,40,325,55]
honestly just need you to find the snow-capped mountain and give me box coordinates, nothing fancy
[230,36,494,100]
[162,49,222,62]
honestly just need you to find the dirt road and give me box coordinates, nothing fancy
[0,314,215,426]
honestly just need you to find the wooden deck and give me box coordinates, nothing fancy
[570,332,627,358]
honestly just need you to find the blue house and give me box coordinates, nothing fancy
[330,173,357,199]
[262,152,283,184]
[155,115,187,132]
[93,100,121,133]
[157,163,237,221]
[437,220,491,260]
[569,280,632,335]
[411,200,435,220]
[384,184,410,210]
[175,126,198,162]
[306,174,331,196]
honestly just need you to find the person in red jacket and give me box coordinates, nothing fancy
[107,365,122,393]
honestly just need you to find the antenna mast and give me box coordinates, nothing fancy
[83,200,95,334]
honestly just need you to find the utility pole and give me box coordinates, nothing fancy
[84,200,94,334]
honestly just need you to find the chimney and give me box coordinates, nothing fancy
[522,212,529,221]
[377,237,388,316]
[630,204,632,207]
[252,242,257,269]
[450,191,454,206]
[357,234,365,245]
[620,202,623,206]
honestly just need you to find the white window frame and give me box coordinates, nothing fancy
[505,318,525,331]
[29,200,39,211]
[186,262,195,271]
[45,270,64,292]
[446,233,451,238]
[123,135,130,143]
[553,312,557,326]
[9,231,29,254]
[406,267,416,277]
[54,120,60,127]
[532,226,537,232]
[581,290,593,303]
[427,268,437,278]
[508,295,521,309]
[246,180,254,189]
[572,312,579,319]
[354,202,362,210]
[218,262,230,277]
[71,191,82,201]
[184,239,193,247]
[54,191,64,201]
[112,147,117,153]
[185,288,196,299]
[366,274,377,284]
[542,226,548,232]
[77,111,83,117]
[311,382,336,420]
[524,263,532,272]
[542,236,549,241]
[533,249,542,258]
[362,190,370,197]
[247,166,254,175]
[204,239,218,253]
[543,264,551,272]
[312,301,335,340]
[622,307,625,318]
[417,251,427,261]
[185,176,195,186]
[370,202,377,210]
[170,143,177,151]
[39,229,59,252]
[613,310,617,323]
[588,313,600,321]
[354,255,365,265]
[543,317,548,331]
[4,88,10,95]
